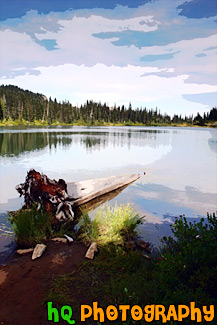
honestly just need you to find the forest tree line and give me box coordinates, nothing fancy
[0,85,216,126]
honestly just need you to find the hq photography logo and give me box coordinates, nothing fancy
[47,301,215,323]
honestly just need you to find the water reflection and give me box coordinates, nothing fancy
[0,126,216,255]
[0,132,73,157]
[0,132,48,157]
[81,136,102,151]
[74,184,129,218]
[208,138,217,154]
[0,127,171,157]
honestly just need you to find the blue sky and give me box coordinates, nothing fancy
[0,0,216,116]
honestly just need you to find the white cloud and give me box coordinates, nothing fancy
[0,29,51,74]
[0,0,216,113]
[59,14,159,33]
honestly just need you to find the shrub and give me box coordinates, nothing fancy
[154,213,217,306]
[46,212,217,324]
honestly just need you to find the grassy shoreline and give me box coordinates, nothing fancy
[0,118,216,128]
[46,211,217,324]
[6,203,217,323]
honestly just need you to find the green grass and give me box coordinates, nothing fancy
[1,118,216,128]
[45,246,154,324]
[44,274,76,307]
[155,212,217,307]
[45,211,217,324]
[78,203,142,246]
[10,206,53,248]
[10,202,217,323]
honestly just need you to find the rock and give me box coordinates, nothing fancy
[64,234,74,244]
[32,244,46,260]
[51,237,67,244]
[85,242,98,259]
[16,248,34,255]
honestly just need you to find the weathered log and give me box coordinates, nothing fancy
[51,238,67,244]
[16,170,140,223]
[142,254,151,260]
[16,169,74,223]
[64,234,73,244]
[67,174,140,206]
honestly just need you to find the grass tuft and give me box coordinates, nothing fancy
[10,206,52,248]
[78,203,142,246]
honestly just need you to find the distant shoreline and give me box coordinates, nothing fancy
[0,119,216,128]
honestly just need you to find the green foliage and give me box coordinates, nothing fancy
[154,213,217,306]
[45,212,217,324]
[1,84,216,126]
[78,203,142,246]
[11,207,52,248]
[44,274,76,307]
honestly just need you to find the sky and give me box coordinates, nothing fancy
[0,0,217,116]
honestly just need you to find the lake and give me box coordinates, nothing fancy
[0,126,216,257]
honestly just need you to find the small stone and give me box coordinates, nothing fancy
[32,244,46,260]
[64,234,74,244]
[51,237,67,244]
[16,248,34,255]
[85,242,98,259]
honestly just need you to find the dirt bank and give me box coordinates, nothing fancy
[0,241,87,325]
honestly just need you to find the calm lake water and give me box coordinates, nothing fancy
[0,126,216,257]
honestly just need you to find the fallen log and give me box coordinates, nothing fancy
[51,238,67,244]
[16,170,140,223]
[67,174,140,206]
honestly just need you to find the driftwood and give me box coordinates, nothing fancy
[67,174,140,206]
[142,254,151,260]
[16,169,73,223]
[51,238,67,244]
[64,234,73,244]
[16,169,140,223]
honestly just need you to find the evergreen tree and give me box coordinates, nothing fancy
[0,85,216,126]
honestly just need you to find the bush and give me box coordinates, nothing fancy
[46,212,217,324]
[154,213,217,306]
